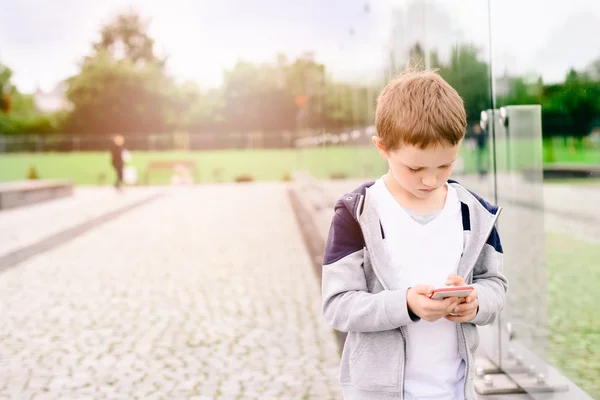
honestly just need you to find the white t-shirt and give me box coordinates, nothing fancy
[370,176,465,400]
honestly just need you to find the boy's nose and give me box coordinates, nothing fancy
[422,175,437,187]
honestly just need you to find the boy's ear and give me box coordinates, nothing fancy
[371,136,389,160]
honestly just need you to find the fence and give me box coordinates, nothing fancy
[0,129,367,153]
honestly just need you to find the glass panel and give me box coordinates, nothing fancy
[293,0,503,370]
[384,0,501,365]
[493,105,550,384]
[491,0,600,397]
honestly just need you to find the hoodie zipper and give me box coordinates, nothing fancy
[460,207,502,399]
[361,230,408,399]
[356,194,501,400]
[356,194,407,399]
[355,194,389,291]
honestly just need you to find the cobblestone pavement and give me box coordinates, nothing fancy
[0,184,341,399]
[0,187,161,258]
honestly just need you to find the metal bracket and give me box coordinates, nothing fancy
[474,373,524,395]
[474,356,570,395]
[475,357,502,375]
[501,348,530,374]
[512,372,570,393]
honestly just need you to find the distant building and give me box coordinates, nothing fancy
[33,82,70,113]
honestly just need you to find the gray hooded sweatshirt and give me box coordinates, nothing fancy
[321,179,508,400]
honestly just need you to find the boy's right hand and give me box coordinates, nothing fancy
[407,285,463,322]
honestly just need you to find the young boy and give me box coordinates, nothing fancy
[321,69,508,400]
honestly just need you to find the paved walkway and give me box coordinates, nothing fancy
[0,187,161,258]
[0,184,341,399]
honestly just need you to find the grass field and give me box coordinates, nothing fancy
[543,137,600,164]
[0,139,598,185]
[547,232,600,399]
[0,147,390,185]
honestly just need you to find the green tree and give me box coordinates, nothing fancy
[214,53,332,133]
[394,43,492,127]
[220,60,296,132]
[90,10,165,67]
[284,53,328,129]
[64,50,173,135]
[0,62,61,135]
[64,11,175,135]
[497,76,543,107]
[0,63,14,114]
[434,44,492,124]
[542,69,600,139]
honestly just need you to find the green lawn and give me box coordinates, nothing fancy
[544,137,600,164]
[0,147,392,185]
[1,140,597,185]
[547,233,600,399]
[544,178,600,186]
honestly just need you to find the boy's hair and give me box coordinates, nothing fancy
[375,66,466,150]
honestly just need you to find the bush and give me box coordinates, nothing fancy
[234,174,254,183]
[329,172,347,180]
[26,164,40,180]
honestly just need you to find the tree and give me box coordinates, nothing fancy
[90,10,165,67]
[542,69,600,140]
[434,44,492,125]
[220,60,296,132]
[214,53,334,133]
[284,53,327,129]
[64,11,175,135]
[0,63,13,113]
[497,76,542,108]
[0,61,61,135]
[64,50,173,135]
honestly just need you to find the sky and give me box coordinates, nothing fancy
[1,0,599,93]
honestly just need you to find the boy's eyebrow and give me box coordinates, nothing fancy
[405,159,457,168]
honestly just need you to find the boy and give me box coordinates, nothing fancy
[321,68,508,400]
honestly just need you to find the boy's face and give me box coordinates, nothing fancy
[373,137,460,200]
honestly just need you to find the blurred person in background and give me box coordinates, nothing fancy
[110,135,125,191]
[473,123,488,178]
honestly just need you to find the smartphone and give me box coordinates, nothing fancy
[429,285,474,300]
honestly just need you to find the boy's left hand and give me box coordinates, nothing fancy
[444,274,478,323]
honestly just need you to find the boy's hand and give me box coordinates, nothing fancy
[407,285,463,322]
[444,274,479,323]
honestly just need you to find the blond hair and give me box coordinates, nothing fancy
[375,66,466,150]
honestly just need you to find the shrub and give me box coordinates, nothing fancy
[235,174,254,183]
[26,164,40,180]
[329,172,347,180]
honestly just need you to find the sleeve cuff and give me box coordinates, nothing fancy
[384,288,420,328]
[470,285,492,325]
